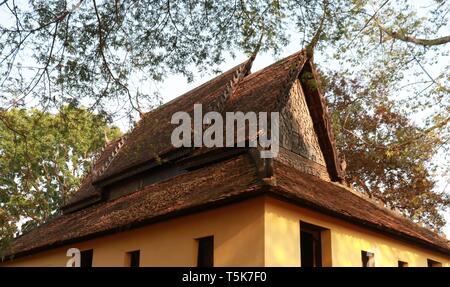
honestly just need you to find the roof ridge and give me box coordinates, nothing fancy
[209,55,255,113]
[238,50,306,85]
[141,60,255,120]
[75,136,126,186]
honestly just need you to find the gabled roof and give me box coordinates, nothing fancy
[4,50,449,260]
[62,57,254,212]
[224,51,344,181]
[64,49,343,212]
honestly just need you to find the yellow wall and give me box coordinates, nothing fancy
[3,196,450,267]
[264,197,450,267]
[3,197,265,267]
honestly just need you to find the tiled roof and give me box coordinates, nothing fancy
[4,50,449,260]
[5,153,450,258]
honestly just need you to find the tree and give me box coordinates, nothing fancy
[0,0,449,230]
[324,72,450,231]
[0,105,120,255]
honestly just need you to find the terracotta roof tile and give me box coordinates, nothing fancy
[6,154,261,258]
[226,51,306,113]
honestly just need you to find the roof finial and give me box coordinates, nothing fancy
[250,33,264,60]
[305,0,328,59]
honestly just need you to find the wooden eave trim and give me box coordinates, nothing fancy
[299,60,344,182]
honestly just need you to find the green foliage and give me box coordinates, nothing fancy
[0,106,120,255]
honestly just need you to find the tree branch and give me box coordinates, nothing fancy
[92,0,143,118]
[375,19,450,46]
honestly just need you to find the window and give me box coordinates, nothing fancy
[197,236,214,267]
[80,249,93,267]
[427,259,442,267]
[398,260,408,267]
[300,228,321,267]
[300,222,331,267]
[361,251,375,267]
[127,250,140,267]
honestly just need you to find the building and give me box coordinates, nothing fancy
[2,50,450,267]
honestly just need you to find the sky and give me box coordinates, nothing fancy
[1,0,449,238]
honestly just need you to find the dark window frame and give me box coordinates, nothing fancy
[427,259,442,267]
[196,236,214,267]
[361,250,375,267]
[398,260,408,267]
[80,249,93,267]
[300,221,328,267]
[127,250,140,267]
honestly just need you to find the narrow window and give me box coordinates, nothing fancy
[398,260,408,267]
[127,250,140,267]
[427,259,442,267]
[361,251,375,267]
[300,221,330,267]
[197,236,214,267]
[80,249,93,267]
